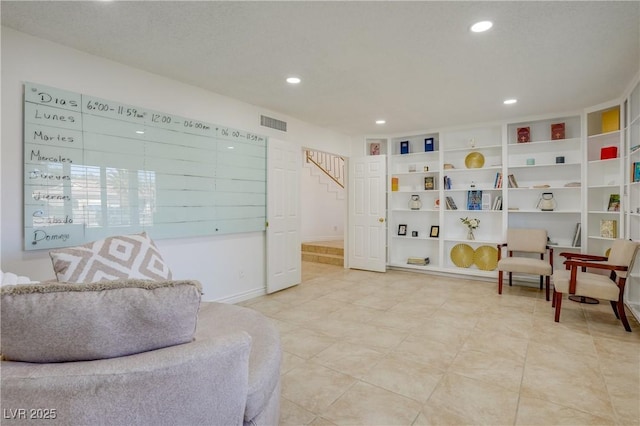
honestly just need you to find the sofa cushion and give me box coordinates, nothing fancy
[1,279,202,363]
[196,302,281,423]
[49,232,172,283]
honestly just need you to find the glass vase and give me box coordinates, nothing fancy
[467,229,475,240]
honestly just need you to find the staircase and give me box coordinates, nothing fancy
[304,150,345,200]
[301,241,344,266]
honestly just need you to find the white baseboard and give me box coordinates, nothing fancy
[204,287,266,304]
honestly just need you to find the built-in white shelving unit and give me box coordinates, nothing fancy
[365,73,640,302]
[586,105,624,256]
[387,132,441,271]
[624,77,640,324]
[505,115,583,270]
[439,125,503,277]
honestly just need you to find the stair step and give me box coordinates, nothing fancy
[301,243,344,256]
[301,252,344,266]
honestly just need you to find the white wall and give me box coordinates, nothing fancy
[301,153,345,242]
[1,27,352,301]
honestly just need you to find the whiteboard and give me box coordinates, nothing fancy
[24,82,267,250]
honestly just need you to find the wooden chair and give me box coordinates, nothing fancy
[552,239,639,332]
[497,228,553,300]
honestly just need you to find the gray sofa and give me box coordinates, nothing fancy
[1,299,281,425]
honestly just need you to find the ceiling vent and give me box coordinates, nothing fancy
[260,115,287,132]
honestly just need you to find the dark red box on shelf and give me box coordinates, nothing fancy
[600,146,618,160]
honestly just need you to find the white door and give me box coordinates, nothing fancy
[267,138,301,293]
[348,155,387,272]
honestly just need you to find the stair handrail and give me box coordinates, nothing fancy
[305,150,345,189]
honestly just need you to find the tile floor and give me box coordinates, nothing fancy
[240,263,640,425]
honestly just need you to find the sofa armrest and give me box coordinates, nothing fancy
[1,332,252,426]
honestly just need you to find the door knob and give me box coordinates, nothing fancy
[379,218,385,223]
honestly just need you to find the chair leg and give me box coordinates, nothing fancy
[509,272,512,286]
[545,276,550,301]
[618,300,632,332]
[498,270,503,294]
[539,275,543,290]
[554,292,562,322]
[610,300,620,319]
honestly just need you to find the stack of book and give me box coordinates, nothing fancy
[492,195,503,210]
[407,257,430,266]
[493,172,503,188]
[445,196,458,210]
[443,175,452,190]
[572,223,581,247]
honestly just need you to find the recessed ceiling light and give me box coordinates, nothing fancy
[503,99,518,105]
[136,130,145,134]
[471,21,493,33]
[286,77,301,84]
[375,120,386,125]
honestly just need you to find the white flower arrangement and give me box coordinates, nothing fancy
[460,217,480,229]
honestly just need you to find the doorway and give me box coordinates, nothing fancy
[300,148,346,270]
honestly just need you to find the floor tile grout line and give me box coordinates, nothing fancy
[275,263,639,425]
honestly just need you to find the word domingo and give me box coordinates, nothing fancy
[30,150,72,164]
[32,230,70,246]
[35,90,78,108]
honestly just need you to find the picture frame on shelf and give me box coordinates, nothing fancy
[600,220,618,238]
[481,193,492,210]
[634,162,640,182]
[424,176,435,190]
[369,142,381,156]
[400,141,409,154]
[608,194,620,212]
[551,122,565,140]
[517,126,530,143]
[424,137,434,152]
[398,224,407,236]
[430,226,439,238]
[467,190,482,210]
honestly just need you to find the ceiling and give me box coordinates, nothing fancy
[2,1,639,137]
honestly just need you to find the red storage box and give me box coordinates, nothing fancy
[601,146,618,160]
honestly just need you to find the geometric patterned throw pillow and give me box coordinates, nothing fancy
[49,232,172,283]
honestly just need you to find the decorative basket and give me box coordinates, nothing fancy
[464,152,485,169]
[474,245,498,271]
[450,244,475,268]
